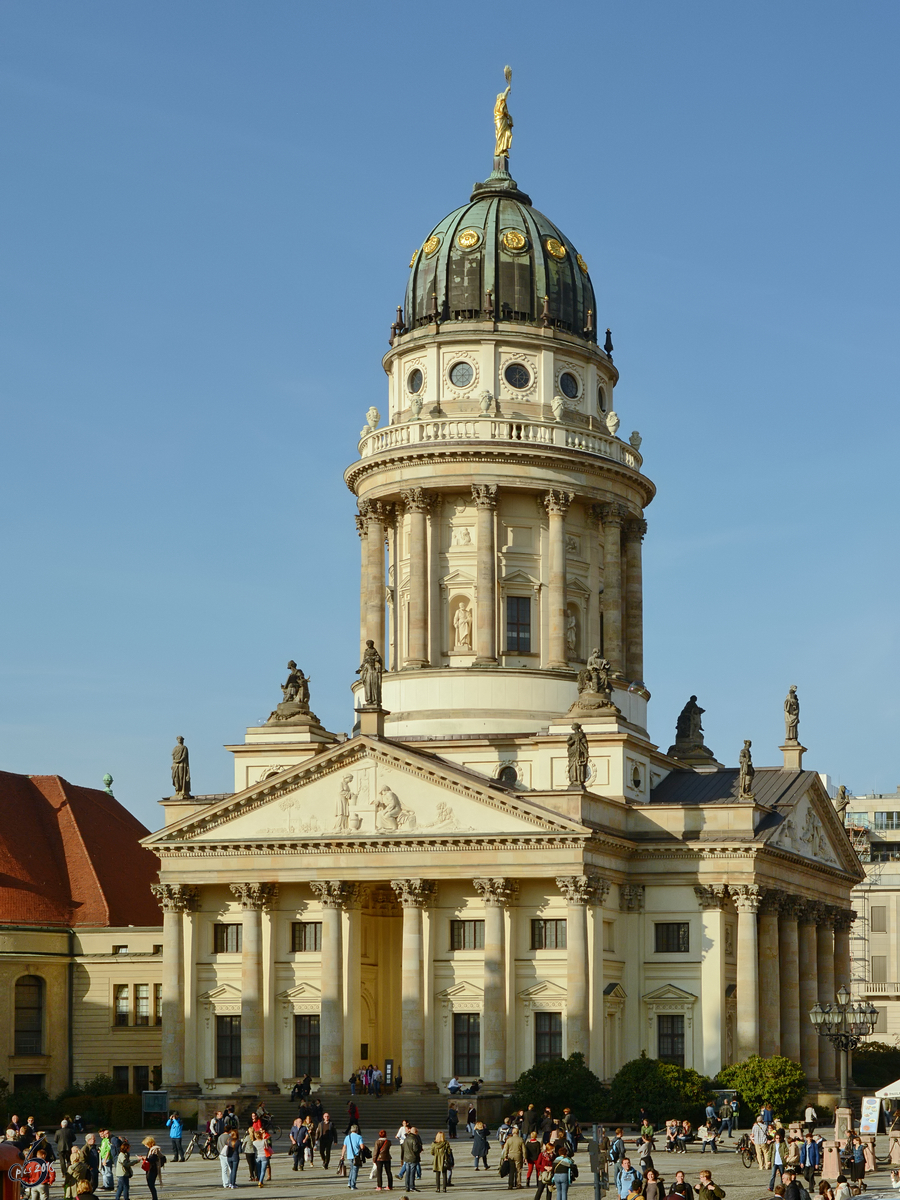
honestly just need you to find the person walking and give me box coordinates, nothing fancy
[694,1168,725,1200]
[165,1112,184,1163]
[113,1139,135,1200]
[616,1157,641,1199]
[610,1129,627,1185]
[56,1120,76,1170]
[525,1132,543,1185]
[804,1106,818,1136]
[401,1125,423,1192]
[551,1146,577,1200]
[241,1129,258,1183]
[501,1127,526,1190]
[800,1133,820,1189]
[471,1122,490,1171]
[257,1133,273,1187]
[466,1105,477,1136]
[316,1112,337,1169]
[849,1136,865,1183]
[447,1105,459,1140]
[290,1118,309,1171]
[374,1129,393,1192]
[343,1123,366,1191]
[140,1138,163,1200]
[218,1128,233,1189]
[769,1131,787,1191]
[533,1144,556,1200]
[751,1116,769,1170]
[431,1131,452,1193]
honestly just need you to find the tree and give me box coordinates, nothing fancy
[850,1041,900,1089]
[510,1052,606,1120]
[607,1054,712,1125]
[716,1055,807,1120]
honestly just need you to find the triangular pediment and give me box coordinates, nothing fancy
[603,983,627,999]
[643,984,697,1002]
[518,980,568,1001]
[439,570,475,587]
[437,981,483,1001]
[500,569,539,587]
[276,983,321,1002]
[143,735,586,847]
[764,776,862,878]
[199,984,241,1003]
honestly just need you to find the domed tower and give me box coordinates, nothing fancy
[345,87,655,738]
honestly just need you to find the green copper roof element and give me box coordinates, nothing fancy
[406,172,597,343]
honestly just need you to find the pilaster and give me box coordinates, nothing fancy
[694,884,728,1076]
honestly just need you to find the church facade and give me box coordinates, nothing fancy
[142,86,863,1105]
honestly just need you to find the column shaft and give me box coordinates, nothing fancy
[240,906,263,1087]
[834,917,852,992]
[565,901,589,1057]
[402,490,429,667]
[474,877,516,1087]
[545,491,571,669]
[799,915,820,1086]
[365,506,386,650]
[779,902,801,1063]
[758,905,781,1057]
[735,888,760,1058]
[817,919,837,1084]
[472,486,497,664]
[356,515,368,659]
[401,906,425,1085]
[319,903,344,1087]
[624,519,646,681]
[161,907,185,1086]
[601,507,624,671]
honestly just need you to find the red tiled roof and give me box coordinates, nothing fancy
[0,771,161,927]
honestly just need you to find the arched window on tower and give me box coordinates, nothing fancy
[15,975,44,1055]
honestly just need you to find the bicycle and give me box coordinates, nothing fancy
[735,1133,754,1169]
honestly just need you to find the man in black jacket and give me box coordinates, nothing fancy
[54,1120,75,1167]
[522,1106,539,1137]
[316,1113,337,1169]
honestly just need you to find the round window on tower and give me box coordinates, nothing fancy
[449,361,474,388]
[498,765,518,786]
[504,362,531,390]
[408,369,424,394]
[559,371,579,400]
[598,385,607,412]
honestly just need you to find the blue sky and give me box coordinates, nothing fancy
[2,1,898,831]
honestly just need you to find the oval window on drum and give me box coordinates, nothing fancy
[408,369,424,394]
[597,385,607,412]
[559,372,579,400]
[449,361,474,388]
[504,362,531,390]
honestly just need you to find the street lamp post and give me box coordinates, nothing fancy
[809,986,879,1109]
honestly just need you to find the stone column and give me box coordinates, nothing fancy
[471,485,498,664]
[401,488,430,668]
[151,883,198,1089]
[557,875,608,1059]
[363,501,387,651]
[834,909,853,993]
[778,896,802,1064]
[473,877,518,1086]
[758,890,782,1057]
[817,908,837,1086]
[391,879,435,1088]
[588,506,603,656]
[310,881,357,1088]
[733,885,761,1058]
[230,882,278,1091]
[601,504,625,672]
[355,512,368,659]
[623,518,647,682]
[695,884,728,1077]
[544,489,573,669]
[798,903,820,1086]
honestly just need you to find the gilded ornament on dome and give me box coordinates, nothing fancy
[502,229,527,251]
[409,249,418,267]
[545,237,567,261]
[576,253,589,275]
[457,229,480,250]
[423,235,441,257]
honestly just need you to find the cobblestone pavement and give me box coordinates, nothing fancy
[102,1132,897,1200]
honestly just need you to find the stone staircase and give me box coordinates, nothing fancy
[263,1092,456,1140]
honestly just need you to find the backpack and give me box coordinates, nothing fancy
[611,1138,625,1162]
[569,1161,579,1181]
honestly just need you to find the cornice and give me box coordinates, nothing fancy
[153,832,590,859]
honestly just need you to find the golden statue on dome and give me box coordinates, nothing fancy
[494,66,513,160]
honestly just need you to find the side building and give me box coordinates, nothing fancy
[0,771,163,1098]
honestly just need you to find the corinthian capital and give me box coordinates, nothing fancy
[694,884,729,911]
[151,883,199,914]
[600,502,626,528]
[400,487,431,514]
[833,908,856,931]
[778,894,804,921]
[543,488,573,516]
[229,882,279,911]
[557,874,609,905]
[390,879,436,908]
[471,484,498,510]
[619,883,645,912]
[731,884,762,914]
[355,512,367,538]
[472,877,518,907]
[309,881,360,910]
[624,517,648,542]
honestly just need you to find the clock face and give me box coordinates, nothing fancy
[449,361,474,388]
[504,363,531,390]
[408,369,424,394]
[559,371,579,400]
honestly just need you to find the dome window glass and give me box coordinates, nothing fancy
[498,765,518,785]
[504,363,531,390]
[408,369,424,394]
[559,372,579,400]
[449,362,474,388]
[598,385,607,412]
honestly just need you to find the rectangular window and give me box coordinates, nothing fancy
[14,977,43,1055]
[531,919,567,950]
[871,906,887,933]
[506,596,531,653]
[133,1065,150,1093]
[213,923,242,954]
[450,920,485,950]
[874,812,900,830]
[872,955,888,984]
[216,1015,242,1078]
[112,945,129,955]
[453,1013,481,1076]
[154,983,163,1025]
[294,1014,320,1077]
[603,921,615,952]
[291,922,323,953]
[655,922,690,953]
[114,984,130,1026]
[534,1012,563,1063]
[875,1006,888,1034]
[134,984,150,1026]
[658,1015,685,1066]
[152,944,162,955]
[112,1066,129,1093]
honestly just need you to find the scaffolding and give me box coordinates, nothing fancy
[844,810,888,995]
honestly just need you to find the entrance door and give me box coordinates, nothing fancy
[295,1014,321,1077]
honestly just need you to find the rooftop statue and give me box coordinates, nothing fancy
[784,684,800,742]
[668,694,717,763]
[171,736,191,799]
[267,657,324,727]
[358,639,384,707]
[738,739,755,799]
[494,66,513,161]
[567,722,590,787]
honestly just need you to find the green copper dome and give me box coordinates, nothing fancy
[405,168,598,343]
